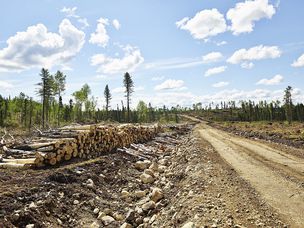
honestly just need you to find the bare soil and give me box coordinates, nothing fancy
[0,122,301,227]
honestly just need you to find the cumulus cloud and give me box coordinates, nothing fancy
[0,19,85,72]
[227,45,281,66]
[112,19,121,30]
[61,7,89,29]
[241,62,254,69]
[154,79,186,91]
[202,52,223,63]
[89,18,109,47]
[291,54,304,67]
[91,45,144,74]
[176,9,227,40]
[256,74,283,85]
[204,66,227,77]
[212,81,229,88]
[226,0,276,35]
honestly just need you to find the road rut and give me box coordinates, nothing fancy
[198,123,304,227]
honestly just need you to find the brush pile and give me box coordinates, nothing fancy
[1,124,161,167]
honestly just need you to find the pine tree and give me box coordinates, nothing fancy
[284,86,293,124]
[53,70,66,126]
[104,84,112,119]
[123,72,134,122]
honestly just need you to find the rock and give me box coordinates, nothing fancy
[90,221,100,228]
[125,209,136,223]
[135,160,151,170]
[12,213,20,220]
[29,202,37,209]
[97,212,106,219]
[140,173,154,184]
[86,179,94,188]
[158,165,166,173]
[134,190,146,198]
[144,169,154,177]
[142,201,156,211]
[158,158,168,166]
[93,208,100,215]
[182,222,196,228]
[73,200,79,205]
[113,212,124,221]
[46,210,51,216]
[121,190,130,198]
[149,162,158,171]
[25,225,35,228]
[57,218,63,225]
[151,188,163,202]
[120,223,133,228]
[101,215,115,225]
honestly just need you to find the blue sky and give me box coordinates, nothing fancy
[0,0,304,108]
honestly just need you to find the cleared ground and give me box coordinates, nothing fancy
[198,122,304,227]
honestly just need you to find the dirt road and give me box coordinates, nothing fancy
[198,123,304,227]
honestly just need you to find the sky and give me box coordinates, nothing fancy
[0,0,304,108]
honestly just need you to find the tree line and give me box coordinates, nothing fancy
[0,69,179,129]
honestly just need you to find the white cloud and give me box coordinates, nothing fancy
[152,76,165,81]
[0,80,14,90]
[226,0,276,35]
[227,45,281,66]
[91,45,144,74]
[204,66,227,77]
[89,18,109,47]
[216,41,227,46]
[61,7,78,18]
[213,81,229,88]
[176,9,227,40]
[256,74,283,85]
[241,62,254,69]
[0,19,85,72]
[291,54,304,67]
[61,6,89,29]
[112,19,121,30]
[154,79,185,91]
[202,52,223,63]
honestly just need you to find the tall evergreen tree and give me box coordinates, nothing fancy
[284,86,293,124]
[104,84,112,119]
[123,72,134,122]
[53,70,66,126]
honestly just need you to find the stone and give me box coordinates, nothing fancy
[121,190,130,198]
[140,173,154,184]
[73,200,79,205]
[144,169,154,177]
[86,179,94,188]
[90,221,100,228]
[93,208,100,215]
[158,165,166,173]
[125,209,136,223]
[46,211,51,216]
[149,162,158,171]
[181,222,196,228]
[57,218,63,225]
[120,223,133,228]
[151,188,163,202]
[142,201,156,211]
[101,215,115,225]
[25,224,35,228]
[135,160,151,170]
[158,158,168,166]
[113,212,124,221]
[134,190,146,198]
[29,202,37,209]
[97,212,106,219]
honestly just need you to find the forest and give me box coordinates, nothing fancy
[0,69,303,130]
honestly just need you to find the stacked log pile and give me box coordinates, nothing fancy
[1,124,161,167]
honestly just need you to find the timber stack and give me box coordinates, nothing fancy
[1,124,161,167]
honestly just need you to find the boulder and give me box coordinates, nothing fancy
[151,188,163,202]
[135,160,151,170]
[142,201,156,211]
[101,215,115,225]
[140,173,154,184]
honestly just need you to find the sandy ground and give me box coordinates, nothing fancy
[198,123,304,227]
